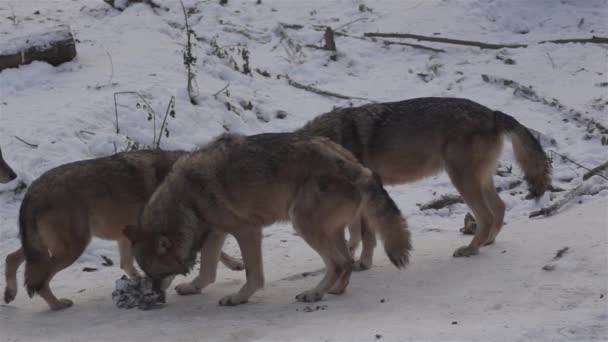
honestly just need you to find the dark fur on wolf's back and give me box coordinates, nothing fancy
[298,97,551,260]
[127,132,411,305]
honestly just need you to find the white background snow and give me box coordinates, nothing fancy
[0,0,606,341]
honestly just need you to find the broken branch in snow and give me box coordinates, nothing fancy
[283,75,377,102]
[213,83,230,97]
[364,32,528,50]
[419,194,464,211]
[103,0,163,11]
[582,160,608,181]
[539,36,608,45]
[529,158,608,218]
[13,136,38,148]
[528,172,606,219]
[553,246,570,260]
[310,26,443,53]
[363,32,608,50]
[0,26,77,71]
[481,74,608,142]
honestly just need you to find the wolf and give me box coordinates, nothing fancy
[124,133,411,306]
[3,149,244,311]
[293,97,551,267]
[0,146,18,183]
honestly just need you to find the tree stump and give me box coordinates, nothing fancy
[0,26,77,71]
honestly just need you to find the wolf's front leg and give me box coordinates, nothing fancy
[218,228,264,306]
[118,238,140,278]
[175,231,227,295]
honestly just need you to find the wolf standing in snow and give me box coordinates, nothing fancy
[124,133,411,305]
[0,147,18,183]
[296,97,551,265]
[3,149,244,311]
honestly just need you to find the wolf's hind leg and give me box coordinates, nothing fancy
[347,220,362,256]
[353,219,376,271]
[4,247,24,303]
[483,179,506,245]
[328,229,353,295]
[38,242,88,310]
[446,162,494,257]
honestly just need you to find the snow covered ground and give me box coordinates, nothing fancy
[1,0,607,341]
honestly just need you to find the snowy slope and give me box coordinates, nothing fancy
[1,0,607,341]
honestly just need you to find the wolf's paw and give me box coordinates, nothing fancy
[218,294,247,306]
[175,283,201,296]
[51,298,73,311]
[352,260,371,272]
[4,288,16,303]
[296,290,324,303]
[453,245,479,257]
[328,287,346,295]
[223,258,245,271]
[124,268,141,279]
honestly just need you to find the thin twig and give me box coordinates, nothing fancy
[155,96,175,149]
[13,136,38,148]
[284,75,376,102]
[213,83,230,97]
[549,150,608,181]
[114,91,157,142]
[334,17,369,32]
[379,39,445,53]
[105,48,114,85]
[546,52,555,69]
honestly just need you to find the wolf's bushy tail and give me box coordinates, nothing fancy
[358,173,411,268]
[497,111,551,198]
[19,194,51,297]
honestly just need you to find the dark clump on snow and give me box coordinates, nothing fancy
[111,275,164,310]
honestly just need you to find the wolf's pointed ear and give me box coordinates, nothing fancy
[123,225,140,243]
[157,236,172,255]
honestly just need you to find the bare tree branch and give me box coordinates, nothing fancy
[363,32,608,50]
[284,75,376,102]
[364,32,528,49]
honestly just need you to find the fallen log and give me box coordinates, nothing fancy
[0,26,77,71]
